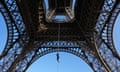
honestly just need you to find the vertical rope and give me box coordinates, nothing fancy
[57,62,59,72]
[57,23,60,51]
[56,23,60,72]
[57,23,60,62]
[56,2,60,72]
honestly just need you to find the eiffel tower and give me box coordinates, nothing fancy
[0,0,120,72]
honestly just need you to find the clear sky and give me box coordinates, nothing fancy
[26,52,93,72]
[0,13,7,54]
[113,13,120,55]
[0,1,120,72]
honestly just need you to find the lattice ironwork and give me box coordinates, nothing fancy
[0,0,120,72]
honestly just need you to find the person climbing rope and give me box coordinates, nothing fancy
[56,52,60,63]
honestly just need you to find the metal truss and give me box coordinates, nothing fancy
[95,0,120,71]
[0,0,120,72]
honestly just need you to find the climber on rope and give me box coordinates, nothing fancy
[56,52,60,63]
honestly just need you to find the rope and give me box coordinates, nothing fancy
[57,62,59,72]
[57,23,60,63]
[57,23,60,50]
[56,23,60,72]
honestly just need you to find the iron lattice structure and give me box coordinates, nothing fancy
[0,0,120,72]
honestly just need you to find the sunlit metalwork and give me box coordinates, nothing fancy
[44,0,76,23]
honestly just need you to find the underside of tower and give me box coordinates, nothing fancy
[0,0,120,72]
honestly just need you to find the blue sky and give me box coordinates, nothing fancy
[26,52,93,72]
[0,0,120,72]
[0,13,7,54]
[113,13,120,54]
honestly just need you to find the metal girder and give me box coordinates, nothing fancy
[0,0,20,59]
[95,1,120,71]
[0,0,26,71]
[94,0,120,72]
[101,2,120,59]
[0,0,120,72]
[3,44,108,72]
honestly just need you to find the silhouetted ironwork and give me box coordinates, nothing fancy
[0,0,120,72]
